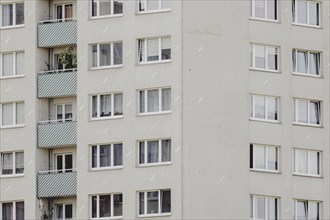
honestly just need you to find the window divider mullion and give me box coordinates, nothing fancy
[251,0,255,17]
[252,96,255,118]
[158,190,161,214]
[307,100,310,124]
[111,43,114,66]
[13,152,16,174]
[307,51,310,74]
[144,141,147,164]
[159,0,162,10]
[265,197,268,220]
[97,44,100,67]
[111,93,114,117]
[252,45,256,69]
[97,195,100,218]
[145,90,148,113]
[265,97,268,120]
[159,89,162,111]
[265,146,268,170]
[13,102,16,125]
[264,0,267,19]
[13,3,16,26]
[158,37,162,61]
[144,192,147,215]
[111,0,114,15]
[97,95,100,118]
[307,1,310,25]
[111,144,114,167]
[13,52,16,76]
[265,46,268,70]
[111,194,114,217]
[159,140,162,163]
[97,145,100,168]
[144,39,148,62]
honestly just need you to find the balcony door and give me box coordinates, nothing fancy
[55,154,73,173]
[55,104,73,122]
[55,3,73,21]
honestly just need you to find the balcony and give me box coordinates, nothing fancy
[37,120,77,148]
[37,69,77,98]
[37,170,77,198]
[37,19,77,48]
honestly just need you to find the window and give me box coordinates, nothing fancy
[294,99,321,126]
[91,0,123,17]
[293,49,320,76]
[55,204,72,220]
[91,42,123,68]
[139,88,171,114]
[91,194,123,219]
[251,0,277,20]
[2,201,24,220]
[1,102,24,127]
[139,189,171,216]
[294,149,321,176]
[1,51,24,77]
[1,3,24,27]
[250,44,279,71]
[295,200,320,220]
[1,151,24,176]
[55,4,73,21]
[139,139,171,165]
[293,0,320,26]
[138,0,170,12]
[55,154,73,173]
[250,95,279,122]
[138,36,171,63]
[91,93,123,119]
[56,104,73,122]
[251,195,278,220]
[250,144,279,172]
[91,143,123,169]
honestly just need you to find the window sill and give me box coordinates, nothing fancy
[90,116,123,121]
[89,65,123,71]
[91,216,123,220]
[0,25,25,30]
[292,122,322,128]
[249,67,280,74]
[293,173,322,178]
[89,166,123,172]
[0,124,25,130]
[0,174,24,179]
[292,72,322,79]
[250,169,280,174]
[249,17,279,24]
[138,213,171,218]
[249,118,280,124]
[138,60,171,66]
[138,162,172,168]
[138,111,171,117]
[0,75,25,80]
[292,22,321,29]
[136,9,171,15]
[90,14,123,20]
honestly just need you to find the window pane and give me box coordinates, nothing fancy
[296,51,307,73]
[147,141,159,163]
[100,94,111,117]
[114,93,123,116]
[16,52,24,75]
[100,44,111,66]
[113,42,123,65]
[138,39,145,62]
[2,153,13,175]
[161,140,171,162]
[92,45,98,67]
[254,146,265,169]
[99,195,111,217]
[254,96,265,119]
[2,4,13,26]
[92,196,97,218]
[146,0,159,10]
[15,152,24,174]
[147,90,159,112]
[267,0,277,20]
[15,3,24,25]
[2,203,13,219]
[309,151,319,175]
[267,147,278,171]
[139,142,145,164]
[267,47,278,70]
[114,144,123,166]
[139,91,145,113]
[147,191,159,214]
[16,102,24,124]
[296,150,308,173]
[92,96,98,118]
[297,1,307,24]
[309,2,319,25]
[139,192,145,215]
[310,101,320,125]
[161,88,171,111]
[268,198,277,220]
[254,45,266,69]
[309,52,320,75]
[65,4,73,19]
[99,0,111,16]
[161,37,171,60]
[147,38,159,61]
[267,97,278,120]
[92,146,97,168]
[56,155,63,171]
[161,190,171,213]
[2,103,13,126]
[114,0,123,14]
[113,194,123,216]
[297,100,308,123]
[56,204,63,219]
[255,197,266,219]
[297,201,308,220]
[100,145,111,167]
[309,202,319,220]
[2,53,14,76]
[65,104,72,120]
[254,0,265,18]
[65,204,72,219]
[92,0,98,16]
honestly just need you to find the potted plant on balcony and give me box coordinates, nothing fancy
[58,47,77,70]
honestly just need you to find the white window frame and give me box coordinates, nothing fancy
[251,195,279,220]
[250,95,279,122]
[250,44,279,72]
[55,153,73,173]
[250,144,279,173]
[90,143,123,170]
[90,93,123,120]
[90,193,123,219]
[294,148,321,177]
[138,88,171,115]
[137,0,171,13]
[91,0,123,18]
[0,51,25,78]
[294,199,320,220]
[54,203,73,220]
[55,103,73,122]
[0,2,24,28]
[292,49,321,77]
[1,201,24,219]
[250,0,278,21]
[0,101,25,128]
[138,36,171,64]
[294,99,321,126]
[54,3,73,22]
[292,0,321,27]
[138,139,171,166]
[138,189,171,217]
[91,42,123,69]
[0,151,24,177]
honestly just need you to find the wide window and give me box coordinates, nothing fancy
[294,149,321,176]
[55,203,73,220]
[1,3,24,27]
[294,99,321,126]
[139,88,171,114]
[91,0,123,17]
[250,144,279,172]
[1,51,24,77]
[91,143,123,169]
[91,194,123,219]
[293,49,320,76]
[295,200,320,220]
[251,0,277,20]
[139,189,171,216]
[91,93,123,119]
[138,0,170,12]
[138,36,171,63]
[55,104,73,122]
[293,0,320,26]
[91,42,123,68]
[55,154,73,173]
[2,201,24,220]
[1,102,24,127]
[139,139,171,165]
[1,151,24,176]
[250,95,279,122]
[250,44,279,71]
[251,195,278,220]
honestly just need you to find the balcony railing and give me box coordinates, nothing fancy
[37,170,77,198]
[37,18,77,48]
[37,69,77,98]
[37,120,77,148]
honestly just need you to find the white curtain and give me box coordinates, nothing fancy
[114,93,123,115]
[296,51,307,73]
[56,204,63,219]
[308,151,319,175]
[100,145,111,167]
[255,197,266,219]
[267,0,276,20]
[267,147,277,170]
[161,88,171,111]
[253,146,265,169]
[2,103,13,126]
[309,52,320,75]
[100,94,111,117]
[100,44,111,66]
[147,141,159,163]
[309,101,319,124]
[3,53,13,76]
[16,52,24,75]
[147,38,159,61]
[15,152,24,174]
[113,42,123,65]
[297,1,307,24]
[2,4,13,26]
[309,2,319,25]
[267,198,277,220]
[254,45,266,69]
[147,90,159,112]
[297,100,308,123]
[254,0,265,18]
[161,140,171,162]
[309,202,319,220]
[267,97,277,120]
[296,201,308,220]
[296,150,308,173]
[254,96,265,119]
[113,144,123,166]
[100,0,111,16]
[16,102,24,125]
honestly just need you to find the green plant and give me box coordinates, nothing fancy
[58,47,77,69]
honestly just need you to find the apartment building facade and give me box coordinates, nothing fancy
[0,0,329,219]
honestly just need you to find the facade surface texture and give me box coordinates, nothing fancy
[0,0,329,219]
